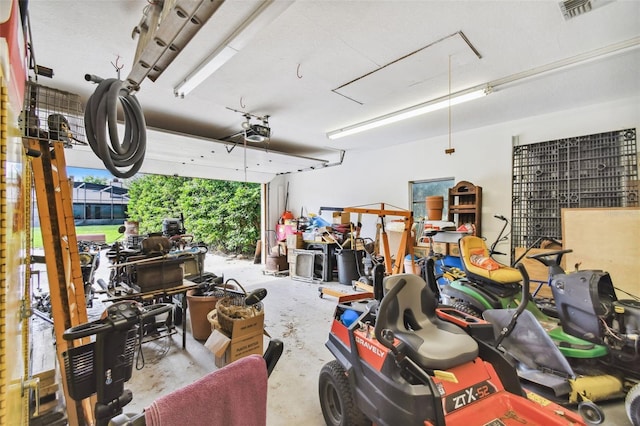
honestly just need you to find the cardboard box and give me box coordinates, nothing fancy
[448,243,460,257]
[286,233,304,249]
[433,242,448,256]
[206,311,265,367]
[413,246,429,258]
[208,308,265,338]
[332,212,350,224]
[432,242,448,255]
[206,329,264,368]
[229,312,265,338]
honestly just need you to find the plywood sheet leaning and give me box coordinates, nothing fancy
[562,207,639,297]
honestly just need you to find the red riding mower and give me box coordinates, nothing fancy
[318,258,586,425]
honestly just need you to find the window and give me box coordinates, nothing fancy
[410,177,455,220]
[73,203,128,221]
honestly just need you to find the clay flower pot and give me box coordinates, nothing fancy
[425,196,444,220]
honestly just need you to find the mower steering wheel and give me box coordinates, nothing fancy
[526,249,573,266]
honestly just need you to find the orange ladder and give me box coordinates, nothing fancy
[28,138,94,426]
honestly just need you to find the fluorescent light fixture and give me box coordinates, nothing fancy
[326,37,640,141]
[327,86,490,140]
[174,1,293,97]
[175,46,238,96]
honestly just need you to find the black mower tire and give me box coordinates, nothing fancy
[626,383,640,426]
[319,360,370,426]
[452,301,483,319]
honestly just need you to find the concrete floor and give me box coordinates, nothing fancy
[31,251,633,425]
[124,260,336,426]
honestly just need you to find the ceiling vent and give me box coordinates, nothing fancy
[559,0,614,20]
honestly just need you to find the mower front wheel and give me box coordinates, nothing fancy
[578,400,605,424]
[319,360,370,426]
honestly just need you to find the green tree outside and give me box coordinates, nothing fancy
[80,175,109,185]
[126,175,260,254]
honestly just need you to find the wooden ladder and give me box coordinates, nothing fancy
[27,138,94,426]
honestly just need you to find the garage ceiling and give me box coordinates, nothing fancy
[24,0,640,182]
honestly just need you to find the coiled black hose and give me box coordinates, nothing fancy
[84,74,146,178]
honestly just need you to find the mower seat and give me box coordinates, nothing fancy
[459,236,521,285]
[376,273,478,370]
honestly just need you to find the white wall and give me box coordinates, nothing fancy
[268,95,640,259]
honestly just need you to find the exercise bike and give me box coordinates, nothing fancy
[318,258,586,425]
[63,294,283,426]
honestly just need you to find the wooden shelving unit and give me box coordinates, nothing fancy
[448,181,482,236]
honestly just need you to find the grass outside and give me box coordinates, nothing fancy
[31,224,123,249]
